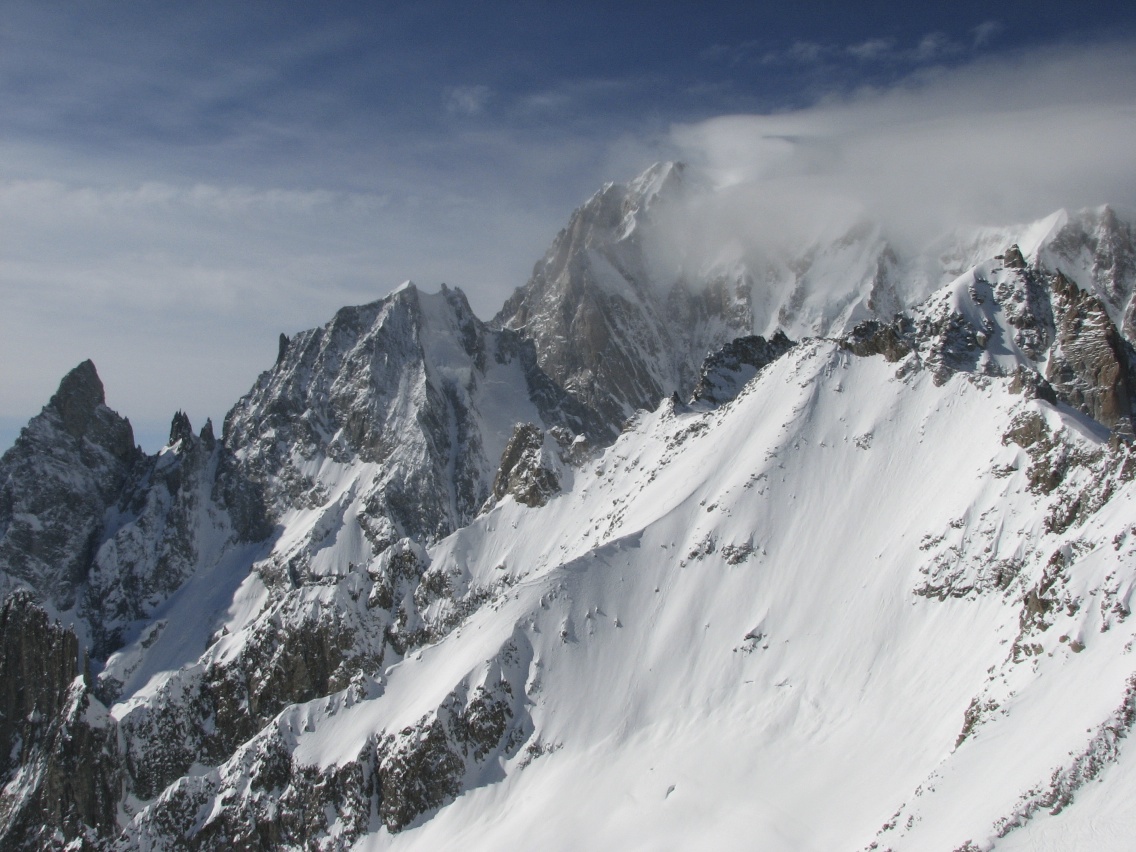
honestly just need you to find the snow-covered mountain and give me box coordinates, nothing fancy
[3,163,1136,850]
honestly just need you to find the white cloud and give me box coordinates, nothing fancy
[446,84,492,116]
[846,39,895,61]
[973,20,1003,48]
[663,43,1136,263]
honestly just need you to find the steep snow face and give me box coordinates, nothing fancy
[396,345,1135,852]
[111,248,1136,850]
[126,325,1136,851]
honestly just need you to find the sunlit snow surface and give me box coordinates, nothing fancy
[95,207,1136,849]
[134,331,1136,850]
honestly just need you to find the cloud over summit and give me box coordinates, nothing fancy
[666,43,1136,254]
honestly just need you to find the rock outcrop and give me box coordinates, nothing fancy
[489,423,569,508]
[0,592,119,850]
[1045,271,1136,433]
[0,361,140,615]
[691,332,796,405]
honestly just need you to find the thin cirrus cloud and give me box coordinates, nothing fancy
[846,39,895,61]
[750,29,975,67]
[445,85,493,116]
[973,20,1004,47]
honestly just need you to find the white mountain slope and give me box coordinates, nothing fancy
[4,160,1136,850]
[116,256,1136,850]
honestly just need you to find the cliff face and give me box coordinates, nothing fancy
[0,361,139,617]
[0,592,118,850]
[1045,270,1136,434]
[494,163,757,427]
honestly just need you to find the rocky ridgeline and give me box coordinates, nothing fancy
[2,160,1136,848]
[839,244,1136,436]
[120,632,534,848]
[690,331,796,405]
[494,162,756,427]
[224,282,604,550]
[0,358,266,665]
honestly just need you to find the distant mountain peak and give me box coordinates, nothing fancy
[47,359,106,440]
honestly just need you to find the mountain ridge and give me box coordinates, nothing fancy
[3,162,1136,849]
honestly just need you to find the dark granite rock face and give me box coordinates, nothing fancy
[0,591,83,779]
[839,318,913,363]
[1043,207,1136,344]
[168,410,195,448]
[850,248,1136,438]
[495,163,755,431]
[490,423,564,508]
[692,332,796,405]
[50,361,136,459]
[0,362,141,613]
[1045,271,1136,434]
[0,592,119,851]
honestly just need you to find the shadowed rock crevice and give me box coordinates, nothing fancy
[0,592,119,850]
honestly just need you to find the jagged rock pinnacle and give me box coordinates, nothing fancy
[169,411,194,447]
[1002,244,1027,269]
[48,360,106,441]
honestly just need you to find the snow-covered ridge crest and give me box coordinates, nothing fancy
[3,158,1136,849]
[497,161,1136,437]
[123,312,1136,849]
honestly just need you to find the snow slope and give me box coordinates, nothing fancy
[4,160,1136,851]
[124,293,1136,848]
[371,348,1135,851]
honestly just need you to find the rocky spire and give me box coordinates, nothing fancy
[47,359,106,442]
[168,410,194,447]
[0,362,140,613]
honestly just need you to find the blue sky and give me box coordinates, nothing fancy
[3,1,1136,452]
